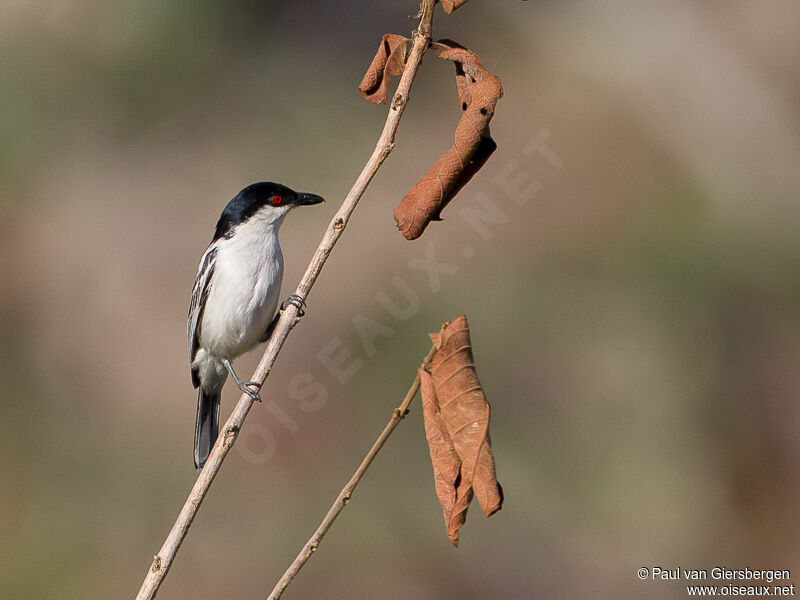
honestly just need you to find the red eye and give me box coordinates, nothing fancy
[273,195,283,204]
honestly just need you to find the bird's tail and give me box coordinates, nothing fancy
[194,389,221,470]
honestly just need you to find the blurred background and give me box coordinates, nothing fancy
[2,1,799,598]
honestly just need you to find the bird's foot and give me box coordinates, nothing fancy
[281,294,306,317]
[261,295,307,342]
[223,359,263,402]
[237,380,262,403]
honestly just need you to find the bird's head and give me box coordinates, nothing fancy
[214,182,325,240]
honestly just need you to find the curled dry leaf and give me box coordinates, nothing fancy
[394,40,503,240]
[441,0,470,13]
[421,315,503,546]
[358,34,412,104]
[420,369,467,546]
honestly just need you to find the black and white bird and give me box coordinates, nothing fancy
[188,182,324,469]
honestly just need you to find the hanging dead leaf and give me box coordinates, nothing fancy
[441,0,470,13]
[358,34,412,104]
[394,40,503,240]
[421,315,503,546]
[420,368,468,546]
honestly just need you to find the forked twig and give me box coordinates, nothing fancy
[134,2,437,599]
[267,345,438,600]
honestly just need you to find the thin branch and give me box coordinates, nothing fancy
[266,344,438,600]
[134,2,437,599]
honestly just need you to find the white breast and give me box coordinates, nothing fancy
[199,210,286,359]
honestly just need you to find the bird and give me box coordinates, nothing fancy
[188,181,324,469]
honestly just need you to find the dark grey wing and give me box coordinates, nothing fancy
[188,245,217,387]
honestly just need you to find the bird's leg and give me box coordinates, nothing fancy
[261,294,307,342]
[222,359,262,402]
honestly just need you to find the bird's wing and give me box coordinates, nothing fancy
[188,245,217,386]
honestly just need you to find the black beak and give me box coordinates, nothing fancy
[294,192,325,206]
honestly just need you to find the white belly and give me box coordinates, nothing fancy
[199,217,284,359]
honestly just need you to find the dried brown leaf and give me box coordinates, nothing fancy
[430,315,503,518]
[358,34,412,104]
[420,368,467,546]
[394,41,503,240]
[441,0,470,13]
[422,315,503,546]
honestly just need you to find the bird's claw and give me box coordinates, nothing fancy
[281,294,306,317]
[223,359,263,402]
[237,380,262,402]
